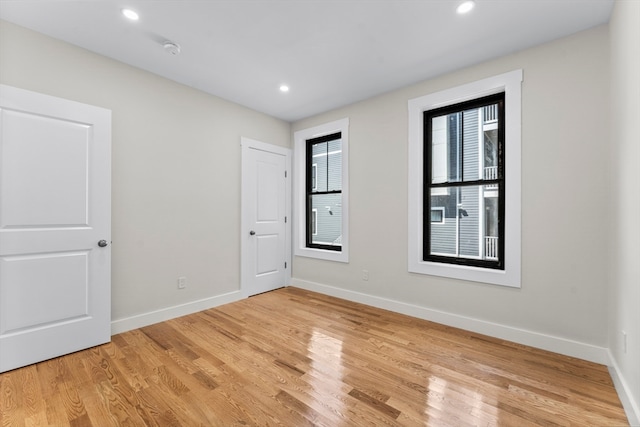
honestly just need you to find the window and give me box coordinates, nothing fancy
[306,133,342,250]
[294,118,349,262]
[425,93,505,269]
[408,70,522,287]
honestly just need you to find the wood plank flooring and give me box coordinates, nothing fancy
[0,287,629,426]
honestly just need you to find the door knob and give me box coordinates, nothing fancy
[249,230,256,236]
[98,240,108,247]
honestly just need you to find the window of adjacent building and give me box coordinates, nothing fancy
[408,70,522,288]
[311,163,317,191]
[294,118,349,263]
[311,209,318,235]
[425,93,505,269]
[430,207,445,224]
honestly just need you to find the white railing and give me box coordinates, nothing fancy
[483,104,498,123]
[484,166,498,189]
[485,236,499,260]
[484,165,497,180]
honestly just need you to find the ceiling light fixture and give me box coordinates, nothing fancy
[456,0,475,14]
[279,85,290,93]
[122,8,139,21]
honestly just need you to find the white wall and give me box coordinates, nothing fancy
[292,25,612,362]
[0,20,291,328]
[609,0,640,423]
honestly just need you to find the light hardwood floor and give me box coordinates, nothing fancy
[0,287,629,426]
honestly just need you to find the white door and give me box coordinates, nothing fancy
[241,138,290,297]
[0,85,111,373]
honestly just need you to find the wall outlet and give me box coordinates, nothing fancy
[178,276,187,289]
[362,269,369,281]
[622,331,627,354]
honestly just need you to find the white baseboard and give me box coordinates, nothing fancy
[111,290,243,335]
[290,279,610,365]
[608,351,640,426]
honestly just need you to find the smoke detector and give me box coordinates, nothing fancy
[163,41,181,56]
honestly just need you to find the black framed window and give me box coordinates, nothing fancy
[306,132,342,251]
[424,93,505,269]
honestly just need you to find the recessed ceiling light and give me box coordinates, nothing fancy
[279,85,290,93]
[122,8,139,21]
[456,0,475,14]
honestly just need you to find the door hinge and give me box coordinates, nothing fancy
[285,262,287,269]
[284,216,287,223]
[284,171,287,178]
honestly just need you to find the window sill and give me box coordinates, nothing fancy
[295,246,349,263]
[409,259,519,288]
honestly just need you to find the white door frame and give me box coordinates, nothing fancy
[240,137,291,297]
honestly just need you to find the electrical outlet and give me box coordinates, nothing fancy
[362,269,369,281]
[622,331,627,354]
[178,276,187,289]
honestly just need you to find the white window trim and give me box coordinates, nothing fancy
[294,118,349,263]
[408,70,522,288]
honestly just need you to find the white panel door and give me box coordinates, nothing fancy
[241,138,290,297]
[0,85,111,373]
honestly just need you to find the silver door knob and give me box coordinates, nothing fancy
[249,230,256,236]
[98,240,108,247]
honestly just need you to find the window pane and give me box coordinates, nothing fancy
[430,185,500,262]
[310,193,342,247]
[483,104,500,181]
[430,186,458,256]
[461,108,480,181]
[484,194,499,260]
[431,103,500,184]
[431,115,450,184]
[327,138,342,191]
[311,138,342,192]
[430,111,465,183]
[312,142,328,192]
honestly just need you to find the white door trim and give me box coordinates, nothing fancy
[240,137,291,298]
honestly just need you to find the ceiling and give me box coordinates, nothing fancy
[0,0,613,122]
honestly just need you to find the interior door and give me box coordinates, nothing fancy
[0,85,111,373]
[241,138,290,297]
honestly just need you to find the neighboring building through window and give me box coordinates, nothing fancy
[425,93,505,269]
